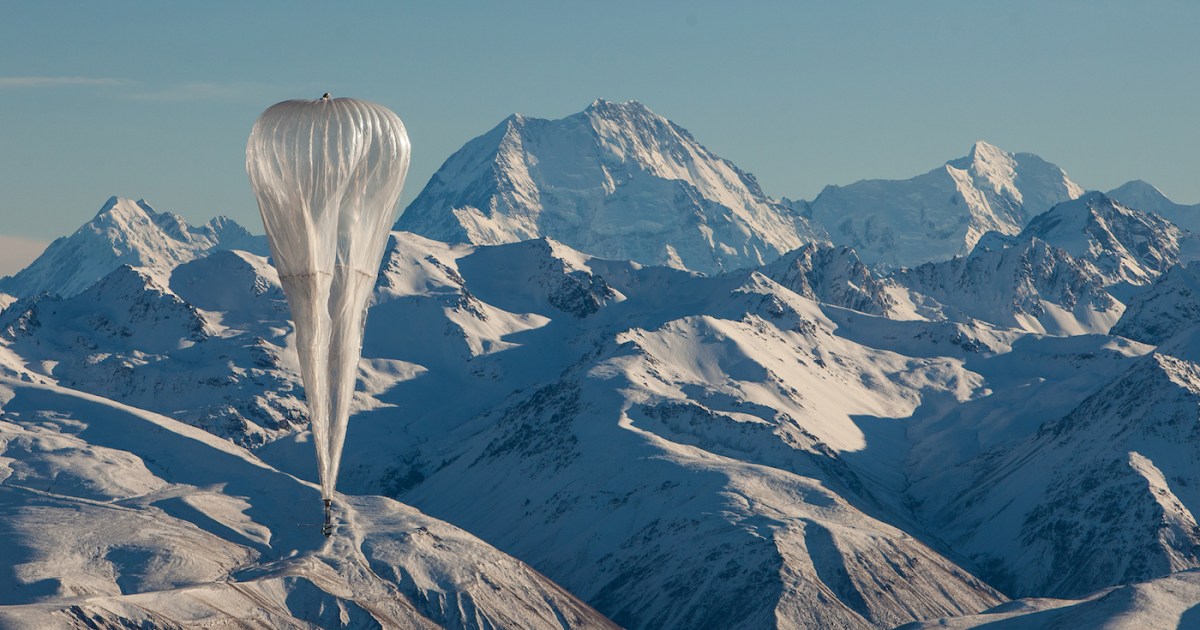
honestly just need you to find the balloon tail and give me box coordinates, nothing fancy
[322,498,334,537]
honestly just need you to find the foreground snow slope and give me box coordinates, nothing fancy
[397,100,826,274]
[0,377,614,629]
[902,570,1200,629]
[4,217,1194,628]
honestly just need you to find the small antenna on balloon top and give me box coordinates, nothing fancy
[322,92,331,100]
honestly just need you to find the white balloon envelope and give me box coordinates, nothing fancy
[246,95,410,534]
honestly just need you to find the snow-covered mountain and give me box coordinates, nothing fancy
[1023,191,1200,289]
[0,196,265,298]
[331,234,1005,628]
[396,99,826,274]
[807,141,1083,268]
[0,378,614,629]
[0,251,305,447]
[1108,179,1200,233]
[893,233,1121,335]
[886,191,1200,336]
[919,349,1200,600]
[0,216,1013,628]
[1110,263,1200,345]
[9,137,1200,626]
[758,243,899,317]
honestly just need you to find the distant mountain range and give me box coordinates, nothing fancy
[0,196,264,298]
[804,140,1085,269]
[5,100,1200,628]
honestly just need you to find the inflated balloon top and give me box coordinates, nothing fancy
[247,95,410,535]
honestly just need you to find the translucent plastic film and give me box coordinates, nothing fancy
[247,96,410,500]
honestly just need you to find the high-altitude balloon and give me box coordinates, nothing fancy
[246,95,410,534]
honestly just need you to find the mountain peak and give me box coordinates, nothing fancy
[1107,179,1173,207]
[811,142,1082,268]
[760,242,897,316]
[94,196,155,221]
[0,197,264,298]
[1038,191,1144,225]
[96,195,121,216]
[1023,192,1196,287]
[585,98,649,114]
[952,140,1017,179]
[582,100,666,135]
[894,228,1120,336]
[966,140,1008,163]
[1112,179,1165,197]
[1107,179,1200,233]
[397,101,825,274]
[1075,190,1113,210]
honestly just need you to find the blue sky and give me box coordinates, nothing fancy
[2,1,1198,271]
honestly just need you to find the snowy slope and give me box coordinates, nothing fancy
[396,100,826,274]
[1110,263,1200,345]
[308,234,1008,629]
[0,220,1012,628]
[809,141,1083,268]
[0,205,1181,627]
[904,570,1200,629]
[893,234,1122,335]
[1022,192,1200,289]
[909,349,1200,599]
[9,136,1200,626]
[0,378,615,629]
[0,197,265,298]
[0,255,307,447]
[1108,179,1200,233]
